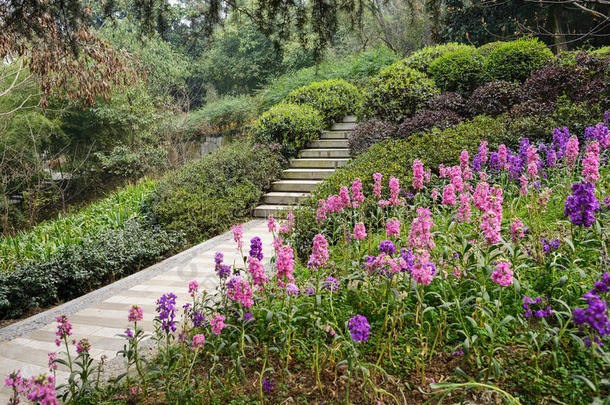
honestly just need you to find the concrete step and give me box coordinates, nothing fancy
[282,168,335,180]
[309,139,349,148]
[320,130,351,139]
[271,180,321,192]
[263,192,309,205]
[343,115,357,123]
[289,158,350,169]
[332,122,357,131]
[299,148,350,158]
[253,205,292,218]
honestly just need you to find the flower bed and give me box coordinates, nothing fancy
[6,112,610,404]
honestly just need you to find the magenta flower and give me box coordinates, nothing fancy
[509,218,526,242]
[411,251,436,285]
[460,150,469,171]
[227,276,254,308]
[339,186,351,209]
[407,207,435,252]
[353,222,367,240]
[582,141,600,184]
[389,176,402,206]
[192,334,205,350]
[442,184,457,206]
[232,224,243,249]
[54,315,72,347]
[491,262,513,286]
[188,280,199,298]
[47,353,57,372]
[210,313,226,335]
[248,256,269,287]
[457,192,471,223]
[276,243,295,287]
[497,145,508,170]
[412,160,424,190]
[308,234,329,271]
[75,338,91,355]
[565,135,579,168]
[386,218,401,237]
[373,172,383,199]
[351,178,365,208]
[267,216,276,233]
[316,199,327,224]
[128,305,144,323]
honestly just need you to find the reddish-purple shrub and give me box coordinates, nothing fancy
[520,65,586,102]
[348,119,397,155]
[508,100,557,118]
[467,81,521,117]
[426,92,468,116]
[396,109,463,139]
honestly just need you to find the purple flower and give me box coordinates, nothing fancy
[323,277,339,292]
[400,248,414,273]
[156,293,178,333]
[249,237,264,260]
[348,314,370,342]
[190,309,206,328]
[286,283,299,296]
[378,240,396,255]
[262,376,274,393]
[305,287,315,296]
[124,329,134,339]
[572,292,609,347]
[522,296,552,318]
[564,182,600,227]
[243,312,253,323]
[541,238,561,255]
[215,252,231,279]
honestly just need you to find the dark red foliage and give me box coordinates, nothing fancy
[508,100,557,118]
[348,119,397,155]
[396,109,463,139]
[467,81,521,117]
[426,92,468,116]
[520,65,586,102]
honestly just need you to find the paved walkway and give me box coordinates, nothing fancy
[0,219,273,402]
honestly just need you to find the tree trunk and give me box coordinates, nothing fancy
[550,5,568,53]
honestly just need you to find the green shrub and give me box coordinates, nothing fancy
[403,43,475,73]
[182,95,258,138]
[249,103,324,158]
[257,47,397,111]
[483,37,553,83]
[0,219,185,319]
[284,79,362,126]
[148,142,284,242]
[361,62,439,122]
[428,48,486,95]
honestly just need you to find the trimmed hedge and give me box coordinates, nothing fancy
[0,219,185,319]
[284,79,362,126]
[483,37,553,83]
[148,142,284,242]
[360,62,439,122]
[249,103,324,158]
[428,48,486,95]
[403,43,475,73]
[467,81,522,116]
[348,119,397,156]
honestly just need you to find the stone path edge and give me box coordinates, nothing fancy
[0,219,266,342]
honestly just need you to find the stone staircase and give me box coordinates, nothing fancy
[253,116,356,218]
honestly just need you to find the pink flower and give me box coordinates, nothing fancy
[386,218,401,237]
[479,185,503,245]
[497,144,508,170]
[316,200,327,224]
[565,135,579,168]
[373,172,383,199]
[460,150,469,171]
[582,141,600,183]
[463,166,474,181]
[478,171,488,182]
[227,276,254,308]
[277,243,295,287]
[308,234,329,271]
[76,338,90,355]
[478,140,489,166]
[510,218,526,241]
[491,262,513,286]
[389,176,402,206]
[519,175,528,196]
[473,182,490,211]
[411,251,436,285]
[248,256,269,287]
[412,160,424,190]
[351,178,364,208]
[457,192,471,223]
[450,166,464,192]
[267,216,276,233]
[353,223,367,240]
[55,315,72,347]
[279,211,295,234]
[424,169,431,184]
[431,188,439,202]
[407,207,435,252]
[188,281,199,298]
[232,224,243,249]
[442,184,456,206]
[210,313,226,335]
[128,305,143,322]
[48,353,57,372]
[339,186,351,209]
[192,334,205,349]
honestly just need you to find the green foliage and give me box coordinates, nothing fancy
[483,37,553,83]
[94,145,168,180]
[0,219,184,318]
[428,47,486,95]
[257,47,397,111]
[361,62,439,122]
[284,79,362,126]
[403,42,475,73]
[182,95,258,138]
[148,142,284,242]
[249,103,324,158]
[0,180,156,273]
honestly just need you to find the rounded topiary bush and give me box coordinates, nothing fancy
[360,62,439,122]
[250,103,324,158]
[396,109,463,139]
[284,79,362,126]
[468,81,522,116]
[428,48,486,95]
[403,43,475,73]
[426,92,468,116]
[348,119,397,155]
[484,37,553,83]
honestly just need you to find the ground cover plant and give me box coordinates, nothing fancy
[7,113,610,404]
